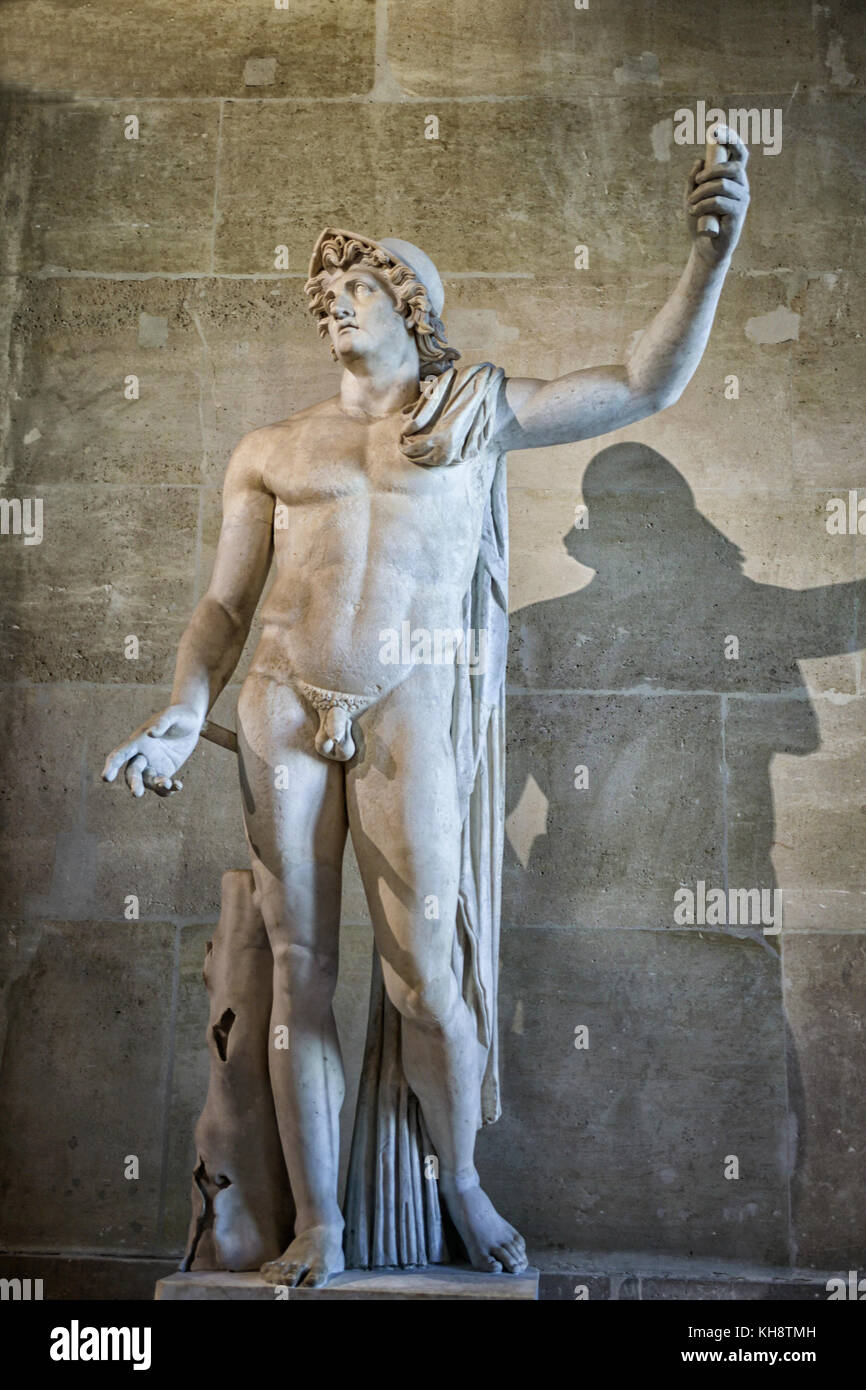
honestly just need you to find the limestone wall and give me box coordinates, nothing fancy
[0,0,863,1280]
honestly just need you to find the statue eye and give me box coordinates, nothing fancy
[355,282,372,297]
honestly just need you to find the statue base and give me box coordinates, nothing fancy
[156,1265,539,1301]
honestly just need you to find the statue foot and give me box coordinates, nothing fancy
[260,1223,345,1289]
[439,1173,528,1275]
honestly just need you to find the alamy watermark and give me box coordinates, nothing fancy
[0,497,43,545]
[826,491,866,534]
[379,622,488,674]
[826,1270,866,1300]
[673,101,782,156]
[674,880,782,934]
[49,1321,151,1370]
[1,1276,43,1299]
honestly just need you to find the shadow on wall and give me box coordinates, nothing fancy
[482,442,864,1266]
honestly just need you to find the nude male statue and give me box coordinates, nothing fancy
[103,129,750,1287]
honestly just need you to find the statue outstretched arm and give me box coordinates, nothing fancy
[493,125,750,453]
[102,432,274,797]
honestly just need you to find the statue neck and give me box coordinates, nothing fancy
[339,355,420,419]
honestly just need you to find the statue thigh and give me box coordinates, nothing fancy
[236,671,348,969]
[345,664,462,1025]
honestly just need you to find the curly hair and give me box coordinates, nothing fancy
[303,232,460,378]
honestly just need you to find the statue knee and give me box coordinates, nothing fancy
[271,939,338,1007]
[386,970,456,1029]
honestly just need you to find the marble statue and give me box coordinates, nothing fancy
[102,128,750,1288]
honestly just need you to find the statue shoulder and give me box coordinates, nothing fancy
[451,360,506,386]
[229,397,339,471]
[454,361,508,418]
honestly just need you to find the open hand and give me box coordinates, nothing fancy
[101,703,202,798]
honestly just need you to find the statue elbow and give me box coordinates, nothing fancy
[647,381,683,414]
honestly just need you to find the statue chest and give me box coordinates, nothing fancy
[263,412,483,509]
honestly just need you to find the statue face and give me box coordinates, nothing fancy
[321,265,413,367]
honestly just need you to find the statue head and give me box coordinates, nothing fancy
[305,228,460,379]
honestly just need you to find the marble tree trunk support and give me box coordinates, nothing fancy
[182,869,293,1272]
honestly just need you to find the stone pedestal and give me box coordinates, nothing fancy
[156,1265,539,1301]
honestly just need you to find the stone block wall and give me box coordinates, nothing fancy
[0,0,863,1282]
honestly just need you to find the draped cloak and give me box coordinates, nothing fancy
[343,360,508,1268]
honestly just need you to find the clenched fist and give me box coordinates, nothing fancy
[686,124,750,266]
